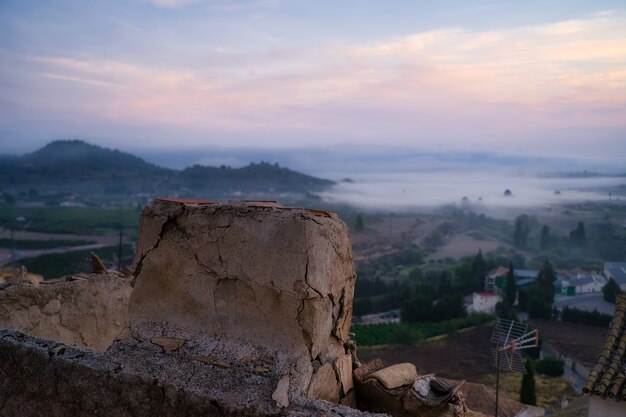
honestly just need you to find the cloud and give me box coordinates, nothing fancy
[143,0,204,8]
[142,0,282,11]
[2,10,625,152]
[342,12,626,110]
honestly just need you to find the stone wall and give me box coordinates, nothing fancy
[0,272,132,351]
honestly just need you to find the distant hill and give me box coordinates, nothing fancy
[0,140,334,203]
[181,162,334,193]
[0,140,169,182]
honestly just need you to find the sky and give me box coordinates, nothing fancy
[0,0,625,159]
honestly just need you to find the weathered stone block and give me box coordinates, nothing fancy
[0,272,132,351]
[129,200,357,400]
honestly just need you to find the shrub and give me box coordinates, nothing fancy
[535,356,564,377]
[520,359,536,405]
[392,325,420,346]
[528,295,552,319]
[561,306,612,327]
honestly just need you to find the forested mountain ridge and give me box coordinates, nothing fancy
[0,140,334,202]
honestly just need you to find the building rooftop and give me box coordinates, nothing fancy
[514,269,538,279]
[566,276,595,287]
[583,295,626,401]
[487,267,509,277]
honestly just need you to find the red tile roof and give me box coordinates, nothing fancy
[584,295,626,401]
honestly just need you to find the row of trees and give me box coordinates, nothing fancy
[355,248,496,317]
[560,306,612,327]
[513,215,587,249]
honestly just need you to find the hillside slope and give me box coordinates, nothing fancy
[0,140,335,201]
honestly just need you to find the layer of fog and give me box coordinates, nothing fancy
[137,145,625,177]
[139,145,625,213]
[319,172,623,213]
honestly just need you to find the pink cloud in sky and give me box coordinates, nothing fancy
[4,11,626,152]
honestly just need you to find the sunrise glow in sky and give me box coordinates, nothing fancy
[1,0,625,156]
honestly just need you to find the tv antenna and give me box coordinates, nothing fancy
[490,318,539,417]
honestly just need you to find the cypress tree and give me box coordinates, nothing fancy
[540,225,550,250]
[520,359,536,406]
[354,214,365,231]
[472,250,487,290]
[603,278,623,304]
[537,260,556,302]
[505,262,516,305]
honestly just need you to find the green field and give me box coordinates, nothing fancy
[351,314,493,346]
[19,244,134,279]
[0,238,96,249]
[0,204,140,234]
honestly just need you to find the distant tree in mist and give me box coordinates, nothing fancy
[537,260,556,301]
[540,225,551,250]
[505,262,517,305]
[569,221,586,245]
[513,215,530,249]
[354,214,365,231]
[472,250,487,290]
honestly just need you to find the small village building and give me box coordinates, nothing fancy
[604,262,626,291]
[514,269,539,287]
[470,292,501,314]
[584,295,626,417]
[484,267,539,291]
[556,270,607,296]
[484,267,508,292]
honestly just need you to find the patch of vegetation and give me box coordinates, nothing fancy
[560,306,612,327]
[602,277,622,303]
[351,314,493,347]
[481,372,579,410]
[355,250,506,317]
[421,222,458,252]
[535,356,565,377]
[0,203,140,234]
[0,238,96,249]
[18,245,134,279]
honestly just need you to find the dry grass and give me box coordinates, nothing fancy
[549,396,589,417]
[480,372,579,410]
[425,232,507,261]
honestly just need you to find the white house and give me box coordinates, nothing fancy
[471,292,501,314]
[556,271,607,295]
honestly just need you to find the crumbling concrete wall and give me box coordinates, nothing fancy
[129,200,357,402]
[0,330,375,417]
[0,272,132,351]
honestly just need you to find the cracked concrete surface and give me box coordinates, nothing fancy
[129,200,357,401]
[0,330,379,417]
